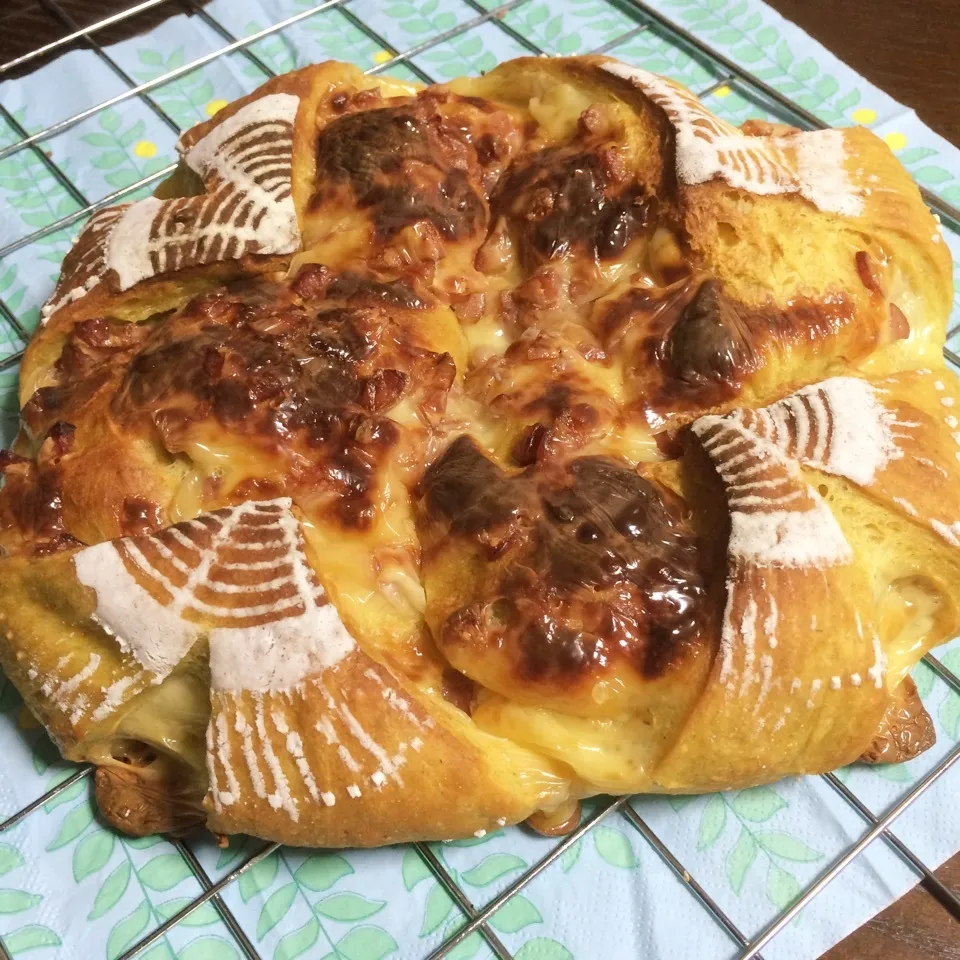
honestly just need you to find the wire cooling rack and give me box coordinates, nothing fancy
[0,2,959,959]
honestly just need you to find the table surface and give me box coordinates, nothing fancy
[1,2,959,958]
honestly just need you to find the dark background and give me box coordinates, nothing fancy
[1,1,958,957]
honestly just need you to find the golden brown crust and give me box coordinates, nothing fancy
[0,57,956,846]
[205,654,567,846]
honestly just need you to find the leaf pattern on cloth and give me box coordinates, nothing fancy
[685,783,823,910]
[0,2,959,959]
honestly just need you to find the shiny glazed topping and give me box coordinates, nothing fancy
[4,74,901,640]
[592,276,858,421]
[28,270,456,533]
[312,93,521,244]
[421,436,707,689]
[491,144,652,266]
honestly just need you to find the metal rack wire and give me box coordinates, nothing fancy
[0,1,958,958]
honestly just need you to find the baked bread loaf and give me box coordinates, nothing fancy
[0,57,957,845]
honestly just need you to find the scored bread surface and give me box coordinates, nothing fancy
[0,56,958,845]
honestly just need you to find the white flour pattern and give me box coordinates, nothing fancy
[693,378,889,704]
[43,92,301,320]
[41,207,122,318]
[722,377,904,486]
[693,414,853,570]
[206,673,432,819]
[603,63,863,217]
[71,497,434,821]
[74,498,355,686]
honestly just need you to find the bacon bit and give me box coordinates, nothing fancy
[579,341,607,362]
[361,369,408,413]
[578,105,606,137]
[475,228,512,275]
[514,266,565,309]
[291,262,333,300]
[377,246,404,272]
[453,292,485,323]
[509,331,561,363]
[526,185,555,222]
[202,346,224,379]
[420,354,456,418]
[655,430,685,459]
[511,423,547,466]
[412,221,446,263]
[194,294,236,323]
[855,250,882,294]
[889,303,910,340]
[597,143,629,184]
[37,422,76,465]
[498,291,519,326]
[351,88,383,110]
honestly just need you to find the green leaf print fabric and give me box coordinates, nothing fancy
[0,1,958,958]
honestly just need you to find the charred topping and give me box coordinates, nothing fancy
[422,437,706,682]
[490,144,652,267]
[663,279,757,386]
[0,454,69,550]
[593,277,855,420]
[102,283,452,529]
[326,271,428,310]
[313,96,513,242]
[55,316,154,383]
[111,288,445,425]
[422,436,523,548]
[2,422,79,549]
